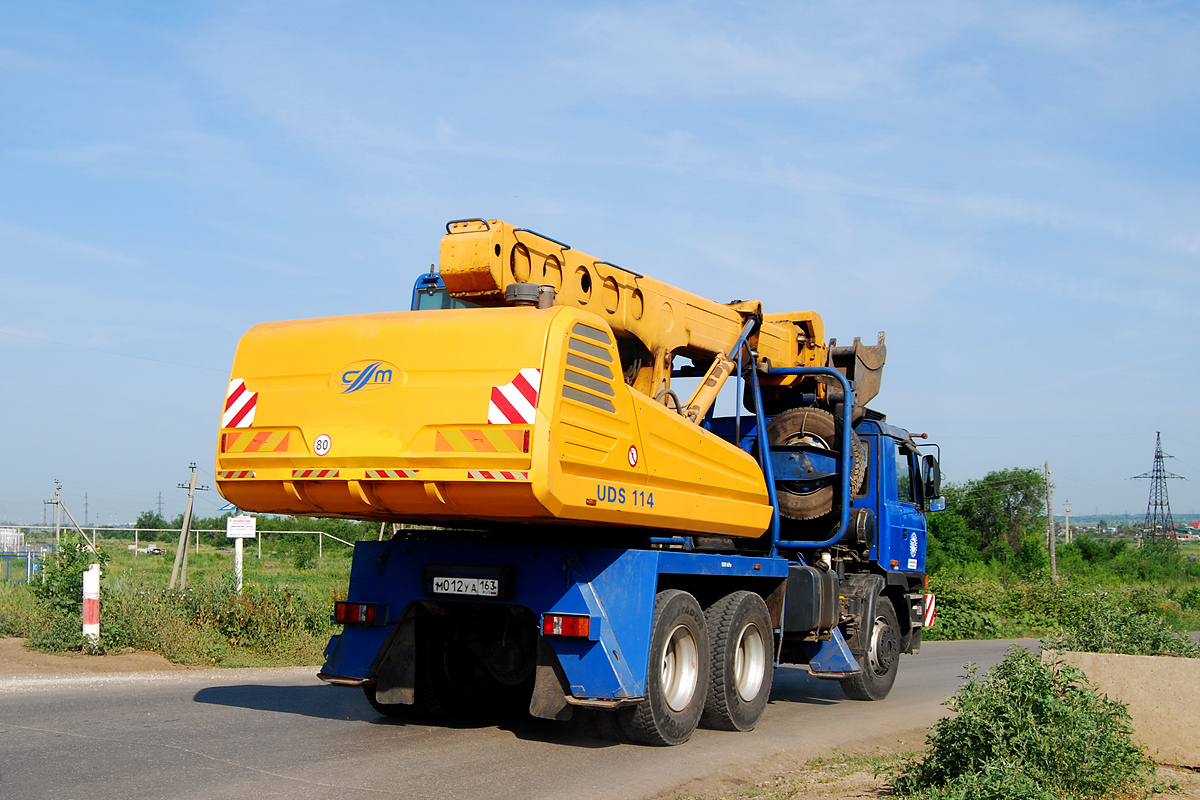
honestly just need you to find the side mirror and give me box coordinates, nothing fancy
[921,454,941,499]
[928,496,946,513]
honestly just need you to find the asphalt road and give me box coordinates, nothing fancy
[0,639,1030,800]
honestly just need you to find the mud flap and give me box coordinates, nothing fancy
[804,628,862,679]
[529,638,574,721]
[374,610,417,705]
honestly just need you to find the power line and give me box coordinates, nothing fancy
[0,329,220,372]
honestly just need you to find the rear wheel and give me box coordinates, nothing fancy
[619,589,709,746]
[839,596,900,701]
[700,591,774,732]
[766,407,865,521]
[405,615,525,722]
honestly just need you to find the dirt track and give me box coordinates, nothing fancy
[0,637,190,676]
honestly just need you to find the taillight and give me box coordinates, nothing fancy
[542,613,590,638]
[334,602,383,625]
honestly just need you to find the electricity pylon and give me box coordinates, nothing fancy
[1131,432,1185,539]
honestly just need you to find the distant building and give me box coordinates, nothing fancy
[0,527,24,552]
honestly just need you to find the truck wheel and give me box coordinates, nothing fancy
[700,591,773,732]
[839,597,900,701]
[766,408,866,521]
[619,589,709,746]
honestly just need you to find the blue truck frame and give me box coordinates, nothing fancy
[319,273,940,738]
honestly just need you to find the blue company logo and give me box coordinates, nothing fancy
[339,361,395,394]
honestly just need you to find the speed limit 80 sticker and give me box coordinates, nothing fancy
[313,434,332,456]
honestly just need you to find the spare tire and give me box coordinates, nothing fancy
[766,407,865,521]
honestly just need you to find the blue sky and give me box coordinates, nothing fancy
[2,1,1198,525]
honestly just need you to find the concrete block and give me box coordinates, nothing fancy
[1044,650,1200,767]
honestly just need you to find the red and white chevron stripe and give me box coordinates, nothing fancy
[292,469,340,479]
[488,368,540,425]
[467,470,529,481]
[222,379,258,429]
[217,470,256,479]
[365,469,418,479]
[923,593,936,627]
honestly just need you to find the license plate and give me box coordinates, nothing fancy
[430,576,500,597]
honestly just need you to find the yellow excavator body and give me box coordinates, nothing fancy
[216,304,773,538]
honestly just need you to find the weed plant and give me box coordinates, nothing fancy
[925,574,1200,642]
[0,582,48,637]
[3,529,349,666]
[895,646,1153,800]
[1045,594,1200,657]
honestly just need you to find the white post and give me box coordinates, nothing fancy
[134,528,139,557]
[82,563,101,647]
[318,531,322,560]
[234,537,243,594]
[225,515,255,595]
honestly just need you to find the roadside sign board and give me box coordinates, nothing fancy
[225,516,257,539]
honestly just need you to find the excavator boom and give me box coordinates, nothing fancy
[438,219,849,414]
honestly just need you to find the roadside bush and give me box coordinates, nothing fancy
[33,532,106,616]
[291,536,318,570]
[0,583,48,637]
[27,610,86,653]
[1168,585,1200,611]
[923,576,1002,640]
[998,580,1082,632]
[895,646,1153,800]
[19,532,108,651]
[94,578,337,665]
[1045,595,1200,658]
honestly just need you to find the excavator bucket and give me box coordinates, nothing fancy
[828,333,886,410]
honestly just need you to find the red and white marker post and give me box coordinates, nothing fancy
[82,564,101,646]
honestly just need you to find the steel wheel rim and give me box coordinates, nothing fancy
[867,614,897,676]
[660,623,699,712]
[779,429,832,495]
[733,622,766,701]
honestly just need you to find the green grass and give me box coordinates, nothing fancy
[3,531,356,667]
[924,573,1200,642]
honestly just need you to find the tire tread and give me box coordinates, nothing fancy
[700,591,773,732]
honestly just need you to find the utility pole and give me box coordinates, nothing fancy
[1045,461,1057,583]
[1064,499,1071,545]
[84,492,88,526]
[168,463,208,591]
[156,492,164,519]
[41,482,99,554]
[43,480,63,545]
